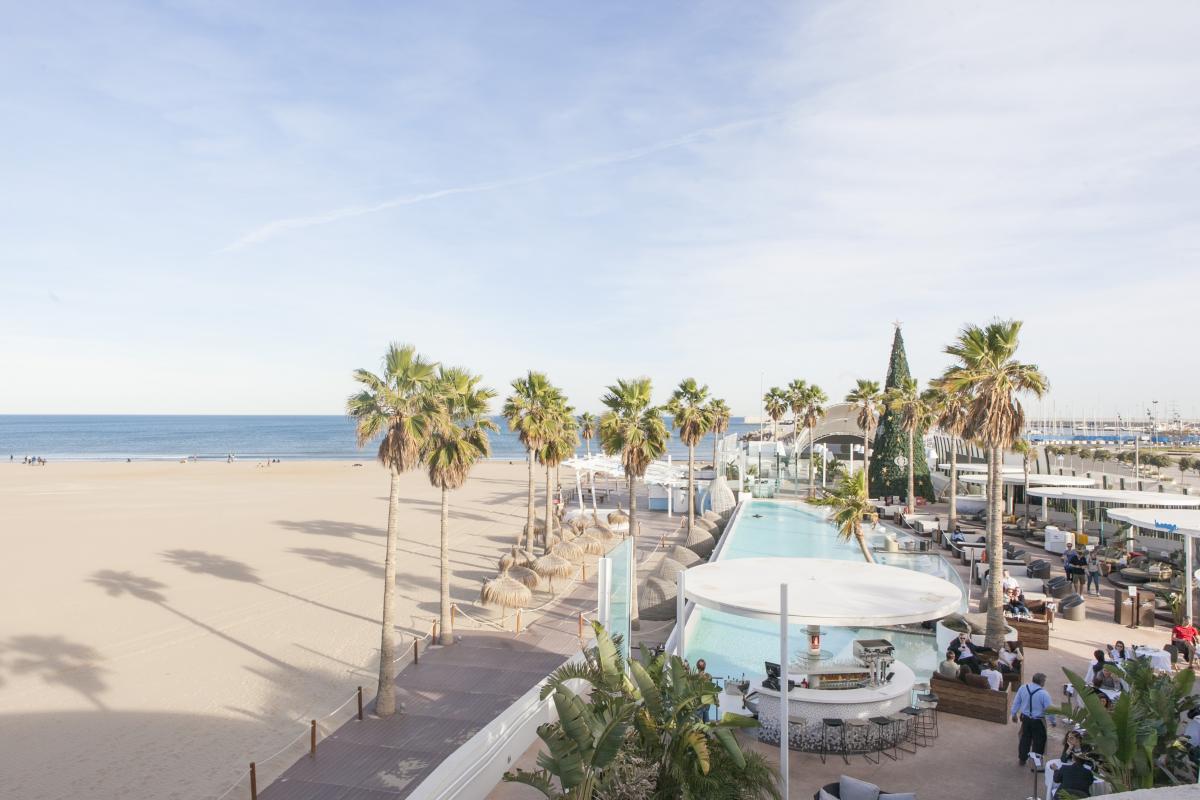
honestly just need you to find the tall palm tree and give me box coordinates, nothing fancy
[579,411,598,515]
[708,398,731,472]
[801,384,828,498]
[666,378,713,535]
[927,379,971,532]
[941,320,1048,651]
[763,387,788,441]
[786,380,808,493]
[1011,437,1035,529]
[845,379,883,479]
[504,372,556,551]
[347,343,440,716]
[424,367,497,645]
[600,378,670,630]
[538,401,578,554]
[807,471,878,563]
[884,377,932,514]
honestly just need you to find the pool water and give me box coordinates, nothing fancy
[685,500,965,686]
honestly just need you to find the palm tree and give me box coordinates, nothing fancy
[708,398,731,472]
[801,384,828,498]
[763,387,788,442]
[424,367,497,645]
[941,320,1048,651]
[600,378,670,630]
[807,471,878,563]
[884,377,932,514]
[579,412,597,457]
[504,372,557,551]
[845,379,883,479]
[786,379,808,489]
[926,379,971,532]
[666,379,713,536]
[347,343,440,716]
[538,401,578,554]
[1011,438,1035,529]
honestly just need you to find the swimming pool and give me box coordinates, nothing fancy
[682,500,966,686]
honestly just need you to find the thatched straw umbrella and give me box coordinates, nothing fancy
[511,545,537,568]
[554,538,586,563]
[640,576,677,621]
[568,516,589,535]
[608,509,629,526]
[576,533,607,556]
[533,550,576,593]
[669,545,702,567]
[654,557,688,582]
[502,551,540,589]
[481,560,533,610]
[685,527,716,558]
[588,521,617,541]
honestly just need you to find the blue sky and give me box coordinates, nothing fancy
[2,2,1198,419]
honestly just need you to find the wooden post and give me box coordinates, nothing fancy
[431,619,438,642]
[357,686,363,720]
[413,638,419,664]
[582,562,587,581]
[310,720,316,758]
[450,604,457,637]
[250,763,257,800]
[578,612,584,640]
[515,608,523,634]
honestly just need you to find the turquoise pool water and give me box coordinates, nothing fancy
[685,500,966,685]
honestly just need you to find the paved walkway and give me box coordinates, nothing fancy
[259,512,683,799]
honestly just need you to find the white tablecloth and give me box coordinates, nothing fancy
[1134,647,1172,671]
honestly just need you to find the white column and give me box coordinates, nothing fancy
[575,469,584,513]
[1076,500,1084,536]
[677,570,687,660]
[1042,496,1049,522]
[779,583,789,797]
[597,558,611,627]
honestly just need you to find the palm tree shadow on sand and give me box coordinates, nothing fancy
[158,549,378,626]
[0,634,109,709]
[87,569,299,674]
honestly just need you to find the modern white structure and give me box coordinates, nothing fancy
[1106,508,1200,622]
[1029,487,1200,543]
[676,557,961,796]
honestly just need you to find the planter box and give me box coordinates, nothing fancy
[1008,616,1050,650]
[931,673,1010,724]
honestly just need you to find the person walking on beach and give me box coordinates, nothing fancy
[1085,548,1103,595]
[1011,672,1051,767]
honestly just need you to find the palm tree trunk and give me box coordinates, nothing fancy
[687,444,695,534]
[526,449,536,552]
[629,474,640,631]
[863,428,871,489]
[906,429,915,513]
[948,436,959,531]
[376,467,401,716]
[984,446,1006,651]
[438,485,451,645]
[808,423,816,497]
[855,524,876,563]
[1023,460,1031,530]
[712,430,719,474]
[545,461,554,556]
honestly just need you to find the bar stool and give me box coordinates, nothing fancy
[820,718,849,764]
[917,692,939,738]
[867,716,898,763]
[910,680,931,705]
[901,706,929,748]
[845,719,870,758]
[889,712,916,755]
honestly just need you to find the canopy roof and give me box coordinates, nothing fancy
[938,463,1021,474]
[562,454,688,487]
[1105,508,1200,535]
[959,473,1094,487]
[681,557,961,626]
[1027,487,1200,506]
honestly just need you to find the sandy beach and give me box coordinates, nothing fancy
[0,459,559,800]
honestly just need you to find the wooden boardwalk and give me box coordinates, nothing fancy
[258,514,680,799]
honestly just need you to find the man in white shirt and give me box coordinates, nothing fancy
[981,660,1004,691]
[1001,569,1020,593]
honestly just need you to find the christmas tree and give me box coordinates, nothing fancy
[869,326,935,502]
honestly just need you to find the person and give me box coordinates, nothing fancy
[1085,548,1103,595]
[1065,548,1087,595]
[1045,729,1091,799]
[1172,620,1198,666]
[1083,650,1109,686]
[937,652,963,681]
[980,658,1004,691]
[1106,640,1129,663]
[950,528,966,545]
[948,632,983,674]
[695,659,712,722]
[998,641,1024,675]
[1011,672,1051,767]
[1053,757,1095,798]
[1004,587,1032,618]
[1184,707,1200,748]
[1001,569,1020,593]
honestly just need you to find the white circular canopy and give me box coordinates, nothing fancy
[1105,507,1200,535]
[959,473,1095,487]
[1028,487,1200,506]
[682,557,962,626]
[938,463,1021,474]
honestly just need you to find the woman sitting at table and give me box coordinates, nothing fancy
[1106,641,1130,663]
[998,641,1024,675]
[1083,650,1109,685]
[1004,587,1032,618]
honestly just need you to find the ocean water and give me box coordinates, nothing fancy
[0,415,761,462]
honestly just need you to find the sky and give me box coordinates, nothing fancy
[1,1,1198,420]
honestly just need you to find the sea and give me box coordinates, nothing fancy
[0,415,762,463]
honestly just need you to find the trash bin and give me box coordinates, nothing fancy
[1060,593,1086,621]
[1009,548,1027,561]
[1047,576,1072,599]
[1027,560,1050,579]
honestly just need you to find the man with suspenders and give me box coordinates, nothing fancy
[1010,672,1051,766]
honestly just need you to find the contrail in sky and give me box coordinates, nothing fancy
[221,114,780,252]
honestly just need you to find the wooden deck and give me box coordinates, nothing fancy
[258,514,681,799]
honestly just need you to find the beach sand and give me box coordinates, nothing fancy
[0,459,569,800]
